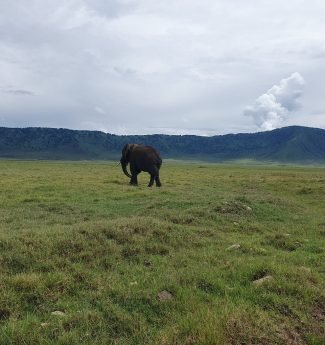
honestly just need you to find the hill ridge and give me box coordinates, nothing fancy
[0,125,324,163]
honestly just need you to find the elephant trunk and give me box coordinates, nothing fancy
[121,161,132,178]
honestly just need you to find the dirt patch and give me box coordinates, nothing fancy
[279,328,304,345]
[312,298,325,322]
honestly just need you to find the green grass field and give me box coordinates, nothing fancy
[0,160,324,345]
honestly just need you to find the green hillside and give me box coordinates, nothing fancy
[0,126,324,163]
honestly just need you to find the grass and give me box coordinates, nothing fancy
[0,160,324,345]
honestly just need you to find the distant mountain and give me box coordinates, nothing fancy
[0,126,325,163]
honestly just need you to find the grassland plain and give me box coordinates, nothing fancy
[0,160,324,345]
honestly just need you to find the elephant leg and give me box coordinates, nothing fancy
[148,174,155,187]
[130,175,138,185]
[155,174,162,187]
[130,166,139,185]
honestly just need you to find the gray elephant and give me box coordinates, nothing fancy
[120,144,162,187]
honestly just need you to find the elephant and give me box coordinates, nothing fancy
[120,144,162,187]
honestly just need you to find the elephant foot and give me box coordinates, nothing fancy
[156,183,162,187]
[129,182,138,186]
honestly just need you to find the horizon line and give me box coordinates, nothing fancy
[0,124,323,138]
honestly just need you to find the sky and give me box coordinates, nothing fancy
[0,0,324,135]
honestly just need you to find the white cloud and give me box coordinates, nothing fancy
[244,73,305,131]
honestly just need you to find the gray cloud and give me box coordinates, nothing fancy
[0,1,324,134]
[1,88,34,95]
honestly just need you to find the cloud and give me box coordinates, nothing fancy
[0,2,324,134]
[0,88,34,95]
[244,73,305,131]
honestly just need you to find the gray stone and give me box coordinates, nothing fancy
[253,275,273,286]
[226,244,241,250]
[158,290,173,301]
[51,310,66,317]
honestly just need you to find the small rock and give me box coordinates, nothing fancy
[233,222,239,226]
[245,206,252,211]
[40,322,49,328]
[253,275,273,286]
[158,290,173,301]
[226,244,241,250]
[130,281,138,286]
[51,311,66,317]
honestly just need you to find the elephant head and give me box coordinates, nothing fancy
[120,144,134,178]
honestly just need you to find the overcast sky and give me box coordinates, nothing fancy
[0,0,324,135]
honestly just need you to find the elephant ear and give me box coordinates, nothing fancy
[122,144,134,161]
